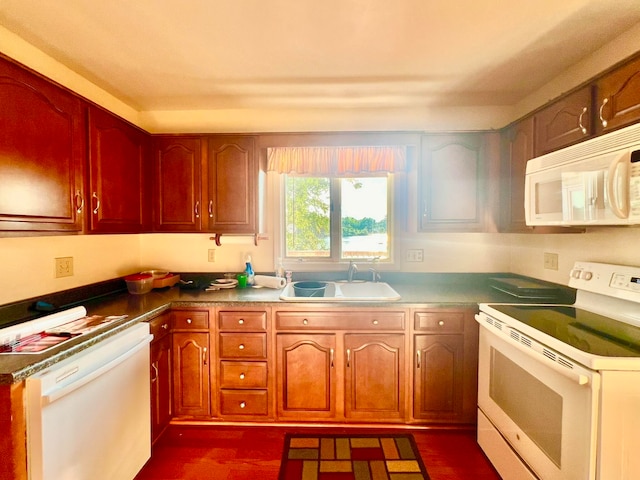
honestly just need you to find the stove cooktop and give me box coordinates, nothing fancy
[489,304,640,358]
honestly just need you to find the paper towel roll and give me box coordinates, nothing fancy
[254,275,286,289]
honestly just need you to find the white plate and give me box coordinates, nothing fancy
[212,279,238,289]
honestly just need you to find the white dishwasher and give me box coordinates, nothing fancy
[25,320,152,480]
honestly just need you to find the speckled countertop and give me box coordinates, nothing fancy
[0,273,575,385]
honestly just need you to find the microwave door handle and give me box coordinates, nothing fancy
[607,153,630,219]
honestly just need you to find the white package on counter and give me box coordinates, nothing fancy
[253,275,286,289]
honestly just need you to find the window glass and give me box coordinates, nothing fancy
[284,175,390,261]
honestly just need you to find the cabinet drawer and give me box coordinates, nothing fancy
[276,311,405,330]
[172,310,209,330]
[219,333,267,359]
[220,361,268,388]
[219,311,267,331]
[414,312,464,333]
[220,389,268,416]
[149,314,171,341]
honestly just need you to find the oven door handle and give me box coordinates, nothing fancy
[478,317,593,387]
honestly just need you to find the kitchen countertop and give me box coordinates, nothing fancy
[0,273,575,385]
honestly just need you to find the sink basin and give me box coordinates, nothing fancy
[279,281,401,302]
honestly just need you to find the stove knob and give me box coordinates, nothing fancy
[571,269,582,279]
[581,271,593,280]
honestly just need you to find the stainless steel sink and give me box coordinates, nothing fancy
[279,281,401,302]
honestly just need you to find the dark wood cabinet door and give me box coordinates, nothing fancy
[87,106,150,233]
[152,136,202,231]
[500,117,534,232]
[534,86,592,156]
[419,133,486,232]
[276,334,336,420]
[596,55,640,134]
[150,334,172,444]
[172,332,210,417]
[206,136,257,233]
[0,57,85,233]
[344,334,404,421]
[414,334,465,422]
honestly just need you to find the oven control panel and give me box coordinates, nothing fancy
[570,261,640,301]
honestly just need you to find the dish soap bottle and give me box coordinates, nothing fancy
[275,257,285,278]
[245,255,255,286]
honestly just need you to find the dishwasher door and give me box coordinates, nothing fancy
[26,323,152,480]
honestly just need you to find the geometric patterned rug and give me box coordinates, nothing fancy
[278,434,431,480]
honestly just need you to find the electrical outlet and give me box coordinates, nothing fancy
[406,249,424,262]
[543,252,558,270]
[55,257,74,278]
[207,249,216,262]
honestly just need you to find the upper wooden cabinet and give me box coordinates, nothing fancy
[152,136,203,232]
[500,117,534,233]
[0,56,85,233]
[533,86,593,156]
[419,133,491,232]
[87,106,150,233]
[595,55,640,134]
[205,136,258,234]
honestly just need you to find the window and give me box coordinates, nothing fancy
[268,144,405,267]
[283,175,392,262]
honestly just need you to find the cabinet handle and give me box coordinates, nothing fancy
[238,344,245,350]
[186,318,192,324]
[372,319,379,326]
[75,190,84,213]
[346,348,351,368]
[208,200,214,218]
[151,361,159,383]
[203,346,208,365]
[599,97,609,128]
[194,201,200,218]
[302,319,309,325]
[92,192,100,214]
[239,401,246,409]
[330,348,334,368]
[416,350,421,369]
[239,373,245,380]
[238,319,244,325]
[438,320,445,326]
[578,106,588,135]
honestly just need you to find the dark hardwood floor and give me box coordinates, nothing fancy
[135,424,501,480]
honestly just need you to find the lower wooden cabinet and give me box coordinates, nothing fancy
[172,310,210,417]
[276,333,337,420]
[275,309,407,423]
[150,334,171,443]
[149,313,172,443]
[412,309,478,424]
[216,309,271,420]
[344,334,405,421]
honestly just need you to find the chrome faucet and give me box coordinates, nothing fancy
[347,261,358,282]
[368,267,381,282]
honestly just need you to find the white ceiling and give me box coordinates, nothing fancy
[1,0,640,125]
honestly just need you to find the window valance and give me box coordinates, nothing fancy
[267,146,406,175]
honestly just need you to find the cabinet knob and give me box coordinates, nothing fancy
[303,319,309,325]
[239,401,246,409]
[186,318,192,324]
[238,344,245,350]
[238,319,244,325]
[239,373,245,380]
[372,319,379,325]
[162,323,168,330]
[438,320,445,326]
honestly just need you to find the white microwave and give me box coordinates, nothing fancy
[525,123,640,226]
